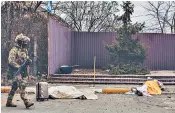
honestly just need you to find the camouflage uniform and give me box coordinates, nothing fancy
[6,33,34,108]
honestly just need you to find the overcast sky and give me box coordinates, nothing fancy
[130,1,149,23]
[50,1,172,33]
[118,1,170,33]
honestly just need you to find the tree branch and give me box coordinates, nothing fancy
[34,1,42,12]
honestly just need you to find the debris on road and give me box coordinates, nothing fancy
[105,69,110,72]
[95,77,166,97]
[99,88,131,94]
[25,87,36,94]
[126,77,165,96]
[48,86,98,100]
[95,88,131,94]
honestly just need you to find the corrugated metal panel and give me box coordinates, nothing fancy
[71,33,175,70]
[138,33,175,70]
[49,17,71,74]
[49,21,175,72]
[71,32,116,68]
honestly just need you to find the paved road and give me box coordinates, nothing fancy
[1,84,175,113]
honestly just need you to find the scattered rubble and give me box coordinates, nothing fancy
[72,69,109,74]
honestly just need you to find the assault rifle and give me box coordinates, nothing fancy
[14,58,32,76]
[14,53,37,81]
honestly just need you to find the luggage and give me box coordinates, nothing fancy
[36,82,49,101]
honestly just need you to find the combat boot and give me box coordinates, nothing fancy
[24,101,34,108]
[6,100,17,107]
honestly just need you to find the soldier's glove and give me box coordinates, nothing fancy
[26,59,32,65]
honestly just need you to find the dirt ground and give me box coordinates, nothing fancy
[1,84,175,113]
[72,69,110,74]
[72,69,175,75]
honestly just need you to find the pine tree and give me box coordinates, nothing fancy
[106,1,150,75]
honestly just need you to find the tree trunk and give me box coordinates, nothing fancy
[7,3,11,41]
[33,35,38,76]
[6,2,14,50]
[173,13,175,33]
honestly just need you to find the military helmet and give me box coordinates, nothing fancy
[15,33,30,44]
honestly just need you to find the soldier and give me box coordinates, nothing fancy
[6,33,34,108]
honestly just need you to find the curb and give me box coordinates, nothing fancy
[49,74,175,85]
[1,87,21,94]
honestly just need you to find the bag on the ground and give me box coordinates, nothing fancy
[36,82,49,101]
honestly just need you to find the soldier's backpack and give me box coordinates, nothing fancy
[36,82,49,101]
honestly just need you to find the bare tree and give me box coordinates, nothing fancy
[143,1,175,33]
[1,1,43,73]
[1,1,42,43]
[47,1,121,32]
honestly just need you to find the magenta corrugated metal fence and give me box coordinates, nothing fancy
[71,32,116,68]
[49,17,71,74]
[71,33,175,70]
[137,33,175,70]
[49,18,175,74]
